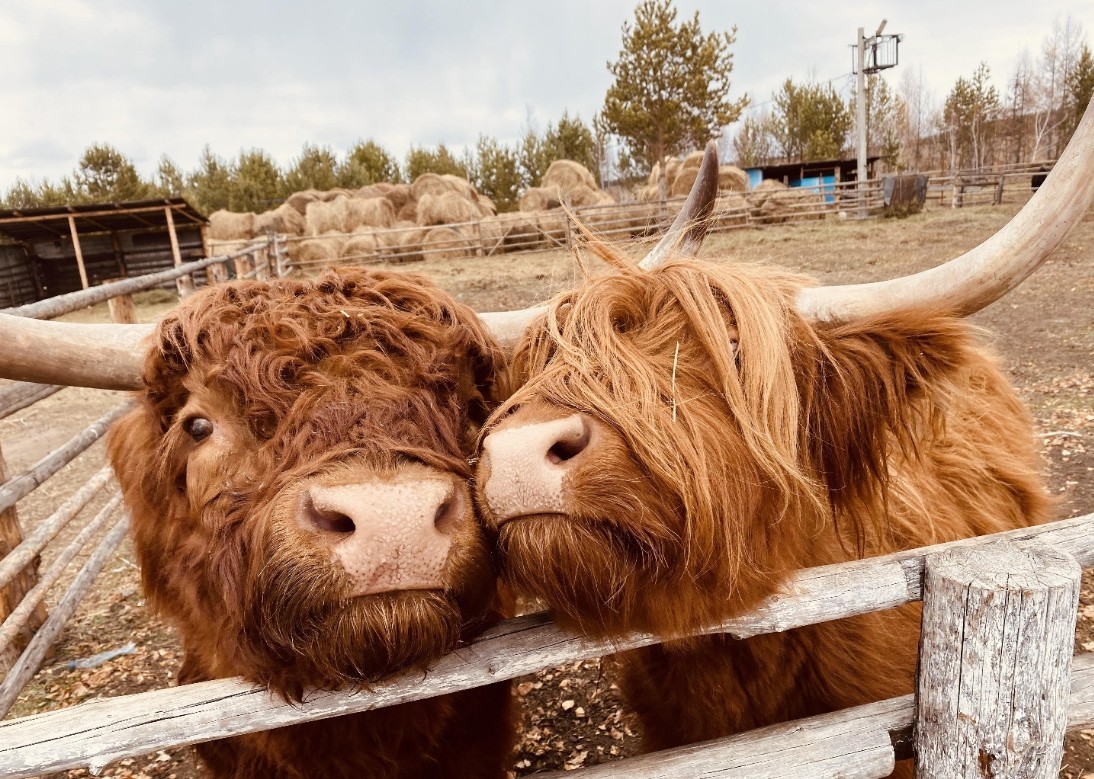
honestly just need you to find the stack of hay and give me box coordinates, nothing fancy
[207,172,500,267]
[504,160,615,248]
[745,179,826,224]
[638,150,749,201]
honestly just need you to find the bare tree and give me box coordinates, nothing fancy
[1031,14,1086,160]
[896,68,935,171]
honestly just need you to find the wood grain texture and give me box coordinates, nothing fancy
[0,514,1090,777]
[915,542,1081,778]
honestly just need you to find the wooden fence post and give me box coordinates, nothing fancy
[914,542,1080,778]
[0,440,45,672]
[206,262,229,286]
[233,253,254,279]
[105,279,137,324]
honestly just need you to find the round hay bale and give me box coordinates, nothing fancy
[392,227,428,263]
[421,226,470,261]
[253,203,306,236]
[304,198,347,236]
[355,184,387,200]
[341,232,380,263]
[677,150,705,177]
[519,187,561,213]
[718,165,749,193]
[318,188,355,202]
[208,210,256,241]
[747,179,789,213]
[383,184,412,212]
[417,192,482,226]
[440,174,478,201]
[565,184,606,208]
[542,160,598,193]
[291,233,347,265]
[503,216,546,251]
[669,166,700,198]
[713,193,749,227]
[285,189,322,216]
[397,201,418,223]
[477,195,497,217]
[478,215,509,256]
[345,196,396,231]
[410,173,448,200]
[536,212,568,246]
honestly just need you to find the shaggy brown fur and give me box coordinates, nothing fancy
[477,254,1050,777]
[109,268,513,779]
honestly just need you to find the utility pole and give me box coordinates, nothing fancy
[851,20,902,218]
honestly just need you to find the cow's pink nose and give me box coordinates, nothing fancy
[480,413,592,525]
[299,478,463,597]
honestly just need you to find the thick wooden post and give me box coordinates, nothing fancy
[107,293,137,324]
[0,440,45,672]
[914,542,1080,778]
[165,206,193,299]
[67,216,89,290]
[233,253,254,279]
[206,262,229,286]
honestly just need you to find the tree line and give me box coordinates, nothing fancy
[1,114,601,215]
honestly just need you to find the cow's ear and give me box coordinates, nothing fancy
[803,310,974,539]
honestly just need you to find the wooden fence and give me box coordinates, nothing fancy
[238,163,1051,274]
[0,237,276,725]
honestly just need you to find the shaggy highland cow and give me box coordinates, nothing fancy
[474,116,1094,778]
[0,269,514,779]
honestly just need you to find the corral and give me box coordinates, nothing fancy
[0,193,1092,777]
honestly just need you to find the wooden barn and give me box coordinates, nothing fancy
[0,198,207,308]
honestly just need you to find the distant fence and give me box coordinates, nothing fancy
[205,161,1055,274]
[0,238,279,721]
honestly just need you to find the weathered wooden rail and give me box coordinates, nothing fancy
[0,511,1091,777]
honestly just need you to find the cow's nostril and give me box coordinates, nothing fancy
[303,494,356,535]
[546,418,591,465]
[433,497,460,536]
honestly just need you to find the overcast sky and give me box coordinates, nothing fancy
[1,0,1091,188]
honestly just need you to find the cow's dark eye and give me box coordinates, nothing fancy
[184,416,214,442]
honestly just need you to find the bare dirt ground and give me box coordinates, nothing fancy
[3,202,1093,778]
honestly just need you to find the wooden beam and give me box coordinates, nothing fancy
[164,207,192,298]
[0,439,44,673]
[66,216,89,290]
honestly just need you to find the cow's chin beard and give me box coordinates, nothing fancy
[240,538,496,702]
[497,514,689,638]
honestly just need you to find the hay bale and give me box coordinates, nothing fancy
[397,201,418,223]
[477,195,497,217]
[355,184,387,200]
[207,238,250,257]
[253,203,306,236]
[536,212,568,246]
[291,233,347,265]
[392,227,428,263]
[383,184,413,212]
[421,226,470,261]
[756,187,825,224]
[341,232,380,263]
[519,187,562,212]
[345,197,396,231]
[718,165,749,193]
[503,216,545,251]
[478,215,509,256]
[746,179,789,213]
[318,188,355,202]
[304,199,346,236]
[440,174,478,201]
[669,166,700,198]
[208,210,255,241]
[417,192,482,226]
[410,173,478,201]
[285,189,322,216]
[542,160,598,193]
[713,193,749,227]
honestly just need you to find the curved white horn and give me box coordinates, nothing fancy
[478,141,723,348]
[799,101,1094,320]
[0,314,152,390]
[639,141,721,271]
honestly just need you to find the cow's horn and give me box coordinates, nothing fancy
[798,101,1094,321]
[0,314,152,390]
[478,141,722,349]
[639,140,721,270]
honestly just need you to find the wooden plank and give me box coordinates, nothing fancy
[915,543,1079,778]
[0,439,43,673]
[0,403,130,515]
[164,206,192,299]
[0,513,129,718]
[0,514,1090,776]
[67,216,89,290]
[0,466,112,591]
[0,382,62,421]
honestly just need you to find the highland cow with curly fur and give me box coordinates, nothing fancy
[108,268,513,779]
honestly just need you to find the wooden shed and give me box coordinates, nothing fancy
[0,199,207,307]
